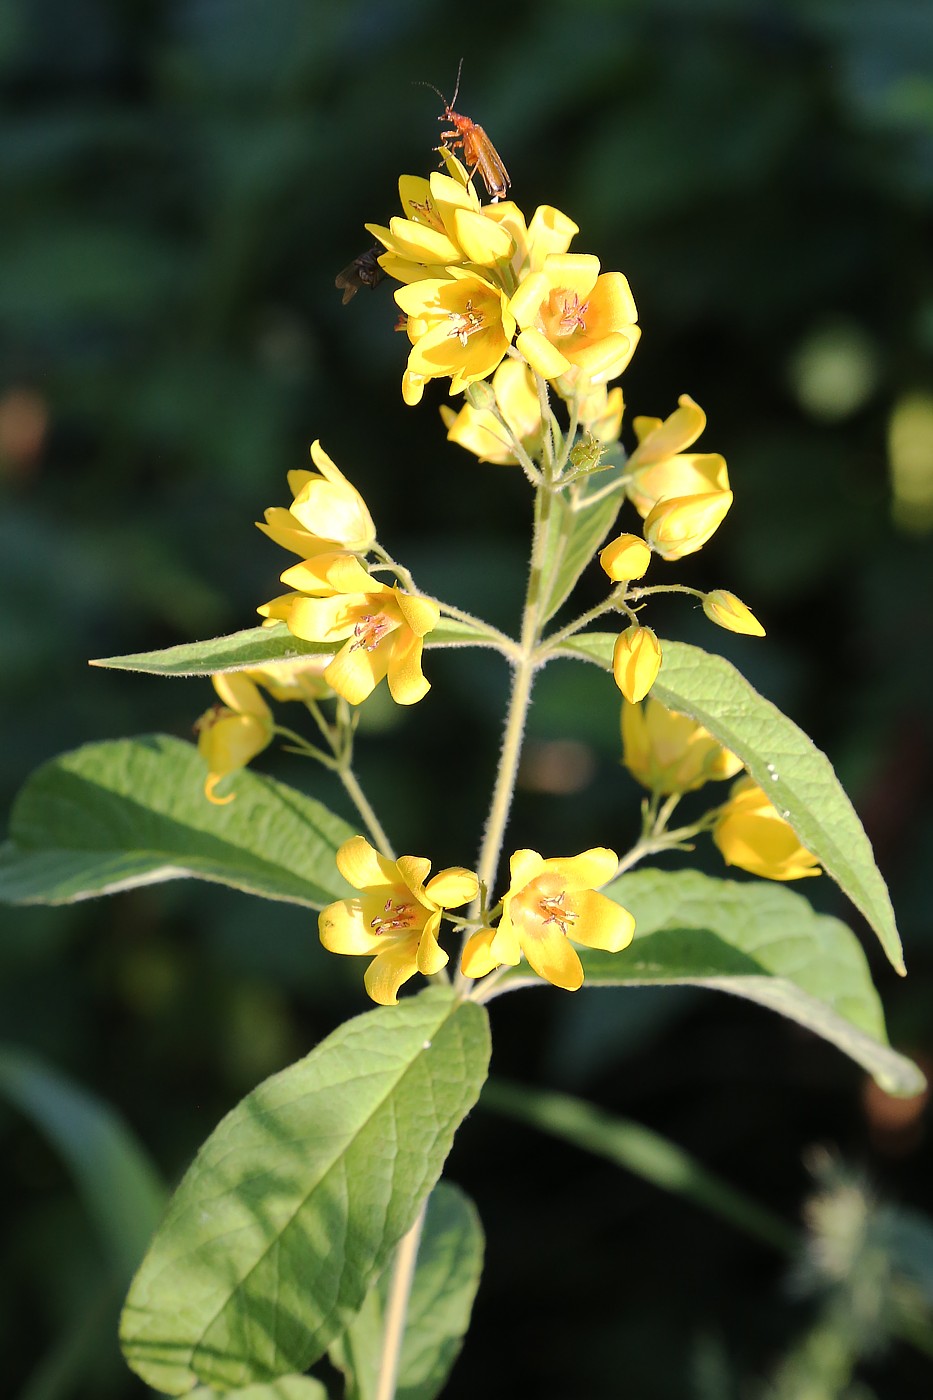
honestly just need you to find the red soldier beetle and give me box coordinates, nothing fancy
[419,60,511,204]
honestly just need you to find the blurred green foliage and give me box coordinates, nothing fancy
[2,0,932,1396]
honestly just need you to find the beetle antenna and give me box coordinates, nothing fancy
[450,56,464,109]
[412,78,449,107]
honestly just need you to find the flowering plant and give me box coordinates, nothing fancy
[0,123,922,1400]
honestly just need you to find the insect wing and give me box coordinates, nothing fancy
[467,124,510,202]
[335,246,386,304]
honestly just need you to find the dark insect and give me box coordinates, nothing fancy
[335,246,386,305]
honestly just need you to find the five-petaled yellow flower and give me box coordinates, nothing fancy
[622,697,742,796]
[257,440,375,559]
[259,554,439,706]
[460,847,635,991]
[319,836,479,1006]
[713,778,821,882]
[395,269,516,405]
[510,253,640,384]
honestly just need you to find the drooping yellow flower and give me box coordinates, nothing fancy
[703,589,766,637]
[625,395,730,519]
[259,553,439,706]
[713,778,821,881]
[621,697,743,795]
[510,253,640,384]
[599,533,652,582]
[256,441,376,559]
[395,269,516,404]
[440,359,543,464]
[643,488,733,561]
[572,378,625,445]
[319,836,478,1005]
[195,673,274,805]
[245,656,333,703]
[460,847,634,991]
[612,625,662,703]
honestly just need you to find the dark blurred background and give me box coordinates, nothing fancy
[2,1,933,1396]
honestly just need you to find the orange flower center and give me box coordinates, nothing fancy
[447,299,485,346]
[555,291,589,336]
[512,874,579,938]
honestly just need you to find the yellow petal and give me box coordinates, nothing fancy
[395,854,433,898]
[460,926,505,978]
[211,672,272,720]
[541,848,618,891]
[416,916,449,976]
[385,629,430,706]
[570,890,635,953]
[424,866,479,908]
[508,849,545,892]
[363,937,422,1005]
[644,490,733,561]
[318,897,383,955]
[394,589,440,637]
[515,328,571,379]
[451,207,515,266]
[520,923,584,990]
[508,272,549,327]
[336,835,399,891]
[325,636,391,705]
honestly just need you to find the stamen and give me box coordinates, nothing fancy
[370,899,417,934]
[538,890,578,935]
[350,613,390,652]
[447,298,485,347]
[558,293,589,336]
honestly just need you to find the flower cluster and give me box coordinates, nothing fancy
[255,440,439,708]
[320,838,636,1002]
[621,696,821,881]
[368,156,638,422]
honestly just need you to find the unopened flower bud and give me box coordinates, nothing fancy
[703,590,765,637]
[600,533,651,583]
[612,625,662,703]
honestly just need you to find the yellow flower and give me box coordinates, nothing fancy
[573,379,625,444]
[245,656,333,702]
[621,697,743,795]
[481,201,580,281]
[259,553,439,706]
[703,589,766,637]
[713,778,821,881]
[612,625,662,703]
[257,441,376,559]
[195,673,274,805]
[599,533,652,582]
[460,847,634,991]
[319,836,478,1005]
[366,169,514,282]
[440,359,543,464]
[509,253,640,383]
[643,488,733,561]
[395,269,516,404]
[625,395,729,519]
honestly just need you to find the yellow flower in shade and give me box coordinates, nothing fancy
[395,269,516,404]
[256,441,376,559]
[573,379,625,445]
[625,395,730,519]
[643,488,733,561]
[195,673,274,805]
[245,656,333,702]
[599,533,652,582]
[460,847,634,991]
[440,359,543,464]
[509,253,640,384]
[259,553,439,706]
[319,836,479,1005]
[703,589,766,637]
[612,625,662,703]
[621,697,743,795]
[713,778,821,881]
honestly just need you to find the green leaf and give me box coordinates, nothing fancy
[0,1045,166,1277]
[91,624,336,676]
[189,1379,329,1400]
[91,616,507,677]
[538,476,626,625]
[0,735,355,909]
[329,1180,484,1400]
[557,635,904,973]
[482,1080,796,1254]
[573,869,919,1096]
[120,988,491,1394]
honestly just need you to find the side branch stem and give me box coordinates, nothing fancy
[339,765,395,860]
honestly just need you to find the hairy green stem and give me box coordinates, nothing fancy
[374,1202,427,1400]
[339,764,395,860]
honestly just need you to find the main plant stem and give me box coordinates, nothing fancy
[473,483,554,902]
[374,1201,427,1400]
